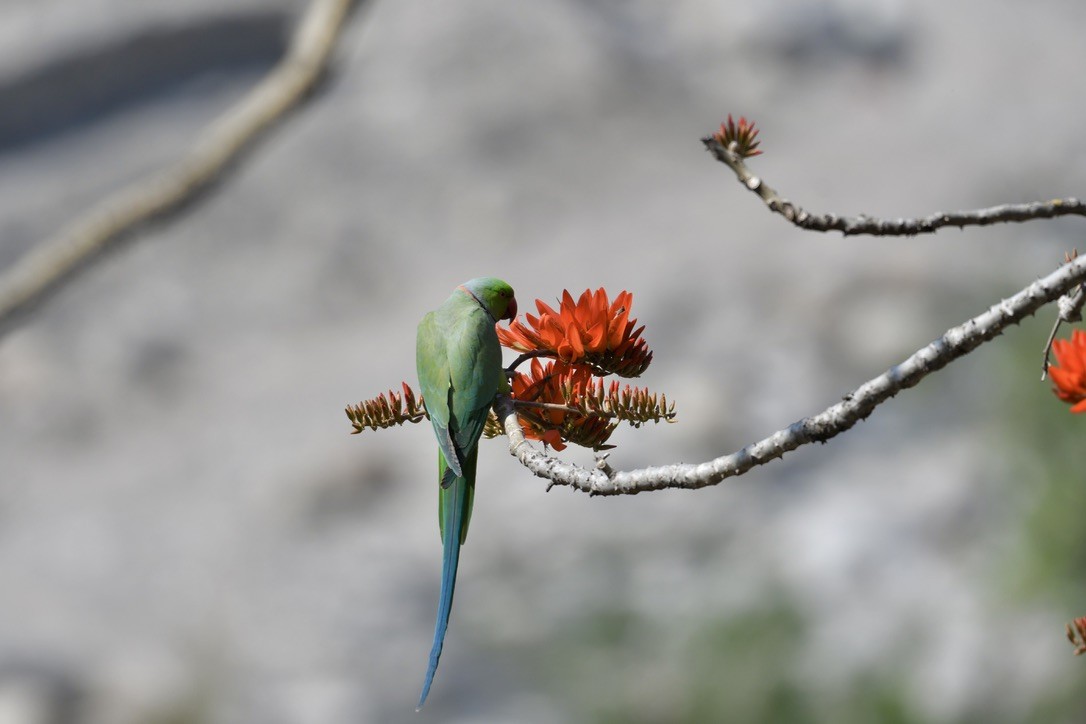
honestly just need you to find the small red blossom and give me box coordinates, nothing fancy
[498,288,653,377]
[1049,329,1086,413]
[1067,616,1086,655]
[711,114,763,158]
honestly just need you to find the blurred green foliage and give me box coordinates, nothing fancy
[535,597,923,724]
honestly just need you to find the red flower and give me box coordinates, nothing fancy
[510,359,618,451]
[1067,616,1086,656]
[498,288,653,377]
[508,358,675,450]
[711,114,762,158]
[1050,329,1086,413]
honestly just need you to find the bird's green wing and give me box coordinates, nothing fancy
[444,299,503,463]
[420,293,503,482]
[416,310,462,477]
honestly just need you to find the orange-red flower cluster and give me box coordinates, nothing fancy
[507,357,675,451]
[710,114,762,159]
[498,288,653,377]
[1049,329,1086,413]
[509,359,615,451]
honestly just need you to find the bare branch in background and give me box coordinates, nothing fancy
[499,253,1086,495]
[703,135,1086,236]
[0,0,362,336]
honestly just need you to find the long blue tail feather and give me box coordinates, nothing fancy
[417,449,476,709]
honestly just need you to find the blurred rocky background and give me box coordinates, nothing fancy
[1,0,1086,722]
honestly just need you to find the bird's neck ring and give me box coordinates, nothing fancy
[457,285,498,323]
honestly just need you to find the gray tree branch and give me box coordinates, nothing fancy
[703,136,1086,235]
[499,253,1086,495]
[0,0,362,336]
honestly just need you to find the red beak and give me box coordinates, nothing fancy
[504,297,518,321]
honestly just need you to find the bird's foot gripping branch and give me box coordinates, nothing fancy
[346,287,676,454]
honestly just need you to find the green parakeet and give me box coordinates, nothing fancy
[415,277,516,708]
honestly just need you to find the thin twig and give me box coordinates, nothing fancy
[499,253,1086,495]
[0,0,362,336]
[507,349,555,372]
[703,136,1086,236]
[1041,317,1064,381]
[1041,253,1085,379]
[513,400,581,414]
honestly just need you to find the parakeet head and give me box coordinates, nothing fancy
[461,277,517,321]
